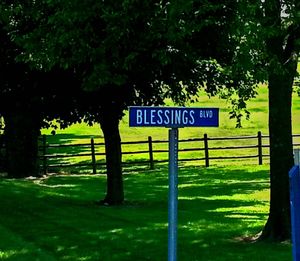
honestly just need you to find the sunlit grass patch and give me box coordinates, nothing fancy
[0,164,291,260]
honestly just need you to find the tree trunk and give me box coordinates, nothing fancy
[99,109,124,205]
[4,109,41,178]
[259,67,296,241]
[258,0,299,241]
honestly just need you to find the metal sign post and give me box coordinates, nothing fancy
[128,106,219,261]
[168,128,178,261]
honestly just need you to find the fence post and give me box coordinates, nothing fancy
[42,135,48,175]
[258,131,263,165]
[204,133,209,167]
[91,137,97,174]
[148,136,154,170]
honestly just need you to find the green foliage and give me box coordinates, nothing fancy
[3,0,300,125]
[7,1,248,118]
[0,165,292,260]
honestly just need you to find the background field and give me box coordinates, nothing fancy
[40,86,300,173]
[42,86,300,140]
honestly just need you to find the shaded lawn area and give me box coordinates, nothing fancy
[0,165,291,260]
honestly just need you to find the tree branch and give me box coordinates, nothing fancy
[283,24,300,65]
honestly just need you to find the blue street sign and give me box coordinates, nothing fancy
[129,106,219,128]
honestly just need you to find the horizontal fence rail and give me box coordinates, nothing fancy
[38,132,300,174]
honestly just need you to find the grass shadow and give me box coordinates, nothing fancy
[0,165,290,260]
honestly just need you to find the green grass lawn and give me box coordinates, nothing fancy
[0,165,292,260]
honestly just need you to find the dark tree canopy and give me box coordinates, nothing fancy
[12,0,242,108]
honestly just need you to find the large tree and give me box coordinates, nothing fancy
[226,0,300,240]
[10,0,238,205]
[260,0,300,241]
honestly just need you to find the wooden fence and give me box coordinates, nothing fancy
[39,132,300,174]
